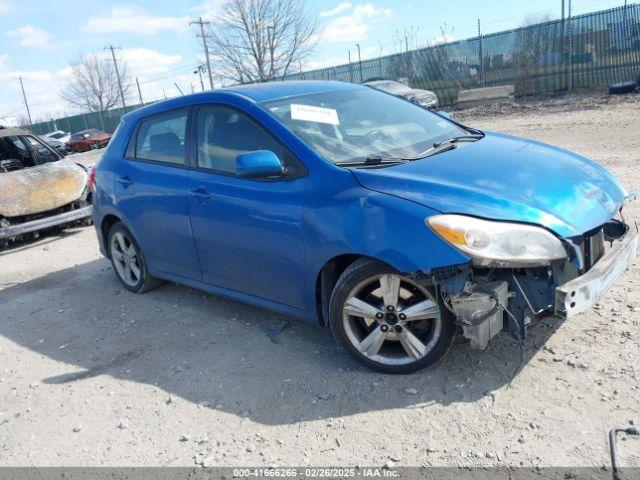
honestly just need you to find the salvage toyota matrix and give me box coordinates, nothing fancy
[92,81,637,374]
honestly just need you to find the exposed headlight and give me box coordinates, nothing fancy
[426,214,567,267]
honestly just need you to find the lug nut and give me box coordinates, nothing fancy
[394,325,403,333]
[387,305,395,312]
[399,313,406,320]
[376,312,384,319]
[380,325,389,332]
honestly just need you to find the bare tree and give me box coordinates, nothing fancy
[514,13,554,98]
[61,54,131,117]
[206,0,318,84]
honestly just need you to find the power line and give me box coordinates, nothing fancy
[137,64,202,84]
[190,17,214,90]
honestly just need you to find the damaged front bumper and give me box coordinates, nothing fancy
[412,216,638,350]
[555,223,639,317]
[0,205,92,240]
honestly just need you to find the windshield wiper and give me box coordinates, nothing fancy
[400,142,459,161]
[433,134,484,148]
[337,156,408,167]
[338,134,485,167]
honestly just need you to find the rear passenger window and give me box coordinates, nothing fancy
[135,109,188,165]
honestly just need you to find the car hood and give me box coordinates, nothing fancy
[410,90,436,100]
[88,134,111,141]
[351,132,627,238]
[0,159,88,217]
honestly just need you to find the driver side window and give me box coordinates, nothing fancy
[196,106,291,175]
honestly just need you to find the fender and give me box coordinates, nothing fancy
[303,168,470,301]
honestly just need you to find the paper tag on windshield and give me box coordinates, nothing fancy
[290,104,339,125]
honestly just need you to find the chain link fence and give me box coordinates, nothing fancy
[29,103,143,136]
[288,4,640,106]
[28,4,640,136]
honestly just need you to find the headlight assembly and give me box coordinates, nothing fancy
[426,214,567,267]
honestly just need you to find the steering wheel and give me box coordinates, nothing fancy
[362,129,388,144]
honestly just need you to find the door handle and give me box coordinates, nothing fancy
[190,186,211,201]
[117,175,133,187]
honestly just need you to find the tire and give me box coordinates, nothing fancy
[328,258,456,374]
[609,81,636,95]
[107,222,162,293]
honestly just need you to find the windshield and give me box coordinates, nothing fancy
[262,88,466,164]
[83,129,103,138]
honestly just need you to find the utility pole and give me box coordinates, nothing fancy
[478,19,485,87]
[562,0,567,90]
[174,82,185,96]
[194,64,206,91]
[348,50,354,83]
[135,77,144,105]
[190,17,214,90]
[63,110,71,133]
[105,45,126,108]
[567,0,573,91]
[355,43,363,83]
[16,76,33,127]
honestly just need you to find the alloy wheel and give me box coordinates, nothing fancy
[110,231,142,287]
[341,273,442,366]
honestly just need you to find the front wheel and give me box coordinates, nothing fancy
[329,259,455,374]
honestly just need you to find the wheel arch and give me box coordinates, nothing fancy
[315,253,396,326]
[101,213,122,257]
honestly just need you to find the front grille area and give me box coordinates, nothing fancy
[571,225,606,272]
[4,194,91,226]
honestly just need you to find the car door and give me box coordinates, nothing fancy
[69,134,82,152]
[114,107,201,280]
[188,104,308,309]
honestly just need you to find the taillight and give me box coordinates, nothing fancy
[88,166,96,190]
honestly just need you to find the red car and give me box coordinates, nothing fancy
[68,129,112,153]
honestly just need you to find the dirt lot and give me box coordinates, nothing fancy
[1,93,639,468]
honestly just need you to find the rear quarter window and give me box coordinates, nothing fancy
[134,109,188,165]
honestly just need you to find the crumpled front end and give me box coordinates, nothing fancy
[409,207,638,351]
[0,160,88,217]
[0,160,92,242]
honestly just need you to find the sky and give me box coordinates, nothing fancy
[0,0,634,123]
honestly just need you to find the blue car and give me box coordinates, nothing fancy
[92,81,637,374]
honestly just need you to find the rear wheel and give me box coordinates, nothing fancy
[329,259,455,374]
[107,223,162,293]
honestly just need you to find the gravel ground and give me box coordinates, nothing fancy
[0,93,639,468]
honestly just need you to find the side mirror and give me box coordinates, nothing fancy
[235,150,284,179]
[437,111,451,119]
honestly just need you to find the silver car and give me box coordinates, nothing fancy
[0,127,92,246]
[365,80,438,109]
